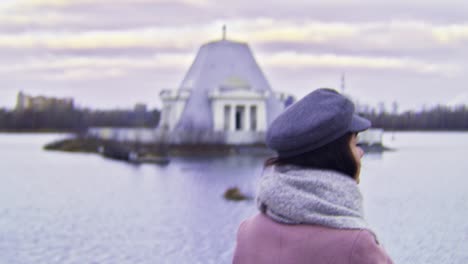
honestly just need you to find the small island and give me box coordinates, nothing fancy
[44,137,170,164]
[223,187,251,201]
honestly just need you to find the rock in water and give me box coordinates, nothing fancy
[223,187,249,201]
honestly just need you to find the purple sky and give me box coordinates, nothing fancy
[1,0,467,111]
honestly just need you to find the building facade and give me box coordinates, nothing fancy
[16,92,74,112]
[159,37,293,145]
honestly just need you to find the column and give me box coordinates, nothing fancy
[250,104,257,131]
[245,104,251,131]
[223,104,231,131]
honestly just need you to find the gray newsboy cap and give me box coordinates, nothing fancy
[266,88,371,158]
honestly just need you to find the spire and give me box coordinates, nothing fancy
[222,25,226,40]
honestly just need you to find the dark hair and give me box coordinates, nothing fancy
[265,132,357,178]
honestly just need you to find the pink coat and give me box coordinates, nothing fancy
[233,213,393,264]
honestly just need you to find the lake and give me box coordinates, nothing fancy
[0,132,467,263]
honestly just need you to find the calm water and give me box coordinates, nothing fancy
[0,132,467,263]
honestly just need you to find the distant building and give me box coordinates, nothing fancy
[159,30,293,144]
[134,103,147,113]
[16,92,74,112]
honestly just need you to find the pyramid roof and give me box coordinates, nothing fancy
[175,39,283,131]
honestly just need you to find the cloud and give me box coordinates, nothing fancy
[0,53,193,79]
[258,52,460,76]
[433,24,468,44]
[228,18,359,43]
[246,20,468,51]
[2,0,467,35]
[15,0,210,8]
[1,18,467,57]
[0,10,83,29]
[0,0,216,32]
[2,0,467,55]
[39,68,126,81]
[0,29,204,50]
[0,50,458,84]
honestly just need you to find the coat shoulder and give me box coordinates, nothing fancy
[349,230,393,264]
[234,214,393,264]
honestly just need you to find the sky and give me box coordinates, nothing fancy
[0,0,467,111]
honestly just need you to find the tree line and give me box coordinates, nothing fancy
[0,108,161,132]
[360,105,468,130]
[1,104,467,132]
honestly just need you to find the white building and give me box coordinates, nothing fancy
[159,32,292,145]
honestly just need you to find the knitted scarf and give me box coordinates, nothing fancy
[257,165,369,230]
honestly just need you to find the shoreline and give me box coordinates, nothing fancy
[43,137,275,164]
[43,136,390,163]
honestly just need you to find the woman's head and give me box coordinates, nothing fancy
[265,132,363,180]
[265,88,369,181]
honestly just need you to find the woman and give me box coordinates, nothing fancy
[233,88,393,264]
